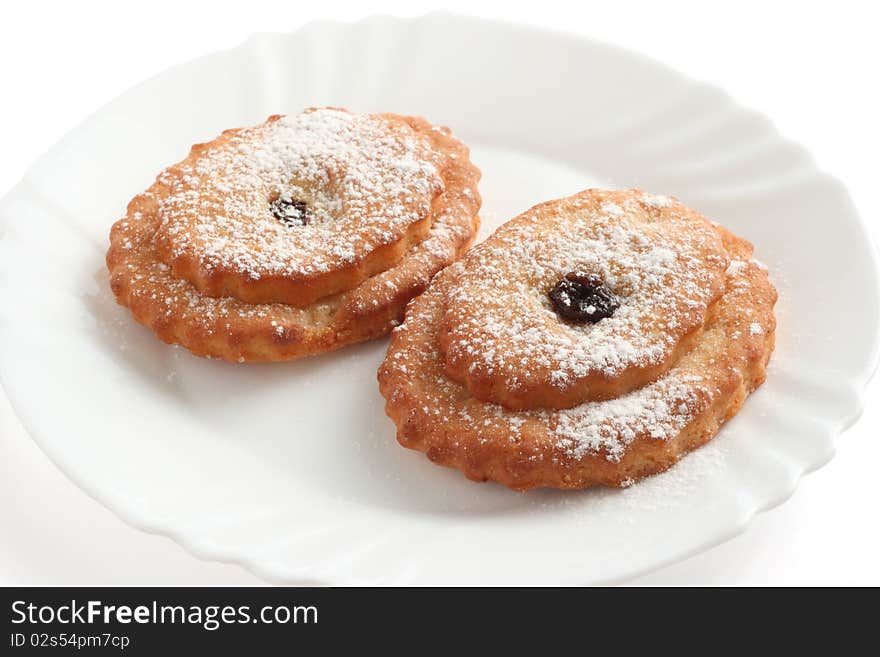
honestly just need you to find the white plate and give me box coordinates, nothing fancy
[1,13,878,585]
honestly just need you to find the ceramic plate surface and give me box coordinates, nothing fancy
[1,13,878,584]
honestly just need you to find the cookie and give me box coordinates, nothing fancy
[107,108,481,362]
[378,189,776,490]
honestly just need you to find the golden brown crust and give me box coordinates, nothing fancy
[378,191,777,491]
[107,110,481,362]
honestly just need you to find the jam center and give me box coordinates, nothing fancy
[270,197,309,227]
[548,272,620,323]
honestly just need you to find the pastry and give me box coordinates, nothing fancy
[378,189,776,490]
[107,108,481,361]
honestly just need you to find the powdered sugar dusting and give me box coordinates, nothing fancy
[155,109,444,281]
[726,260,748,276]
[441,191,728,397]
[547,372,708,461]
[600,201,624,217]
[641,193,673,209]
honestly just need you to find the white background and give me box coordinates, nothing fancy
[1,0,878,585]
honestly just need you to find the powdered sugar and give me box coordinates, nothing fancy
[600,201,624,217]
[441,191,728,398]
[155,109,444,281]
[640,193,673,209]
[547,372,707,461]
[726,260,748,276]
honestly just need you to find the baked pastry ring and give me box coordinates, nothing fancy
[107,108,481,362]
[378,189,776,490]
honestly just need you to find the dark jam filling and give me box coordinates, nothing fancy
[548,272,620,323]
[270,197,309,227]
